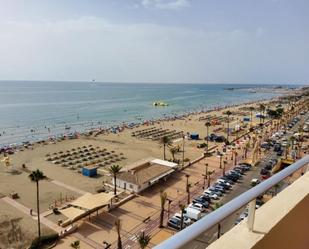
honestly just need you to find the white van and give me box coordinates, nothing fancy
[184,207,202,221]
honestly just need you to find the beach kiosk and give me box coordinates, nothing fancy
[190,133,199,140]
[82,166,98,177]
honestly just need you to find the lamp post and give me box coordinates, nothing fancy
[205,121,211,153]
[223,160,227,176]
[167,198,172,219]
[207,170,215,188]
[218,153,223,169]
[202,163,208,188]
[185,174,190,204]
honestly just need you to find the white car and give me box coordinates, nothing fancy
[281,141,288,147]
[188,203,204,212]
[204,190,219,200]
[216,179,232,188]
[173,213,192,226]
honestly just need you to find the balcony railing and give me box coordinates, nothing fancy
[154,155,309,249]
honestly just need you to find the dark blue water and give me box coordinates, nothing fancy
[0,81,298,146]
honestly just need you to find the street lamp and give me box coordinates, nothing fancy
[185,174,190,204]
[202,163,208,188]
[217,152,223,169]
[167,198,172,219]
[223,160,227,176]
[205,121,211,153]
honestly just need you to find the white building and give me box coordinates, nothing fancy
[114,158,178,193]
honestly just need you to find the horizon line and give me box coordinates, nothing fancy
[0,80,306,85]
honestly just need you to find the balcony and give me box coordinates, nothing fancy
[154,155,309,249]
[207,170,309,249]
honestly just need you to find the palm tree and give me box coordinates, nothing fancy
[225,110,232,143]
[29,169,46,241]
[169,146,178,162]
[160,136,172,160]
[207,170,215,188]
[136,231,151,249]
[185,174,191,204]
[179,203,186,230]
[108,164,122,195]
[115,218,122,249]
[159,190,167,228]
[70,240,80,249]
[205,121,211,151]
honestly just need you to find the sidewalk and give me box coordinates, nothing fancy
[1,196,62,233]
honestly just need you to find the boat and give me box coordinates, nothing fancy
[153,101,169,107]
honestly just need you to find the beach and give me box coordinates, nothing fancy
[0,85,305,248]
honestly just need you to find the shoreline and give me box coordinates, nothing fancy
[0,92,290,149]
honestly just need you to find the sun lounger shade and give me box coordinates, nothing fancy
[70,192,114,210]
[60,207,86,221]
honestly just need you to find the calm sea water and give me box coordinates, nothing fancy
[0,81,299,146]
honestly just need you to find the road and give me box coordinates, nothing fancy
[181,111,308,249]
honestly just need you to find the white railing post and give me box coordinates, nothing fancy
[247,199,256,231]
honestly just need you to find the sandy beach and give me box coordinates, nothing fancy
[0,87,304,248]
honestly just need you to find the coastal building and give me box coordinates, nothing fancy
[59,192,114,226]
[114,158,178,193]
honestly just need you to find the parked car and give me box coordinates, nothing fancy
[260,168,269,175]
[173,213,191,226]
[273,143,282,152]
[204,189,222,197]
[211,184,226,193]
[261,171,271,179]
[203,192,219,200]
[216,179,232,188]
[189,203,206,212]
[229,170,242,178]
[260,142,270,149]
[192,197,210,208]
[217,178,232,185]
[224,174,238,182]
[167,217,182,230]
[209,186,224,195]
[199,194,211,203]
[184,207,202,221]
[219,177,235,185]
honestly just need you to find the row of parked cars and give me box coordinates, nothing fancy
[167,163,252,230]
[234,197,264,225]
[259,158,277,179]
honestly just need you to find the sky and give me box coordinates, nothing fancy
[0,0,308,84]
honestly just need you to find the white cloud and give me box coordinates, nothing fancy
[0,16,308,83]
[140,0,190,10]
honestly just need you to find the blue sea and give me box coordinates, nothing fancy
[0,81,300,146]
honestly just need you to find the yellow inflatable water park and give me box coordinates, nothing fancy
[153,101,169,107]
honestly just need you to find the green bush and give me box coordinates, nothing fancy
[29,233,59,249]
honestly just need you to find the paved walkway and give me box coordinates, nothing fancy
[1,196,103,248]
[51,180,89,195]
[1,196,62,233]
